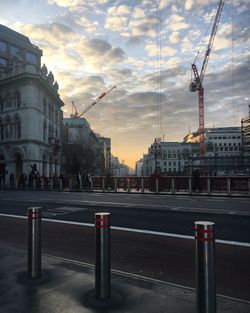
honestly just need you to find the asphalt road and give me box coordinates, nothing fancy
[0,190,249,301]
[0,190,250,242]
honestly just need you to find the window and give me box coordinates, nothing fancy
[13,115,21,139]
[43,120,47,141]
[0,96,3,112]
[26,52,37,64]
[43,98,47,115]
[15,91,21,108]
[0,119,3,140]
[0,57,7,67]
[5,116,11,139]
[10,46,18,56]
[0,41,6,52]
[6,93,12,108]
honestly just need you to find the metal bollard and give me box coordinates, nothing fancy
[102,178,105,192]
[95,212,111,300]
[141,178,144,193]
[114,178,117,193]
[27,207,42,279]
[227,178,231,196]
[171,178,175,194]
[195,221,216,313]
[155,178,159,193]
[90,177,94,192]
[207,177,211,195]
[188,177,192,194]
[127,178,131,193]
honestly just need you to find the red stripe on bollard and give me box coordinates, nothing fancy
[96,224,109,229]
[96,218,109,223]
[195,237,215,241]
[195,228,215,234]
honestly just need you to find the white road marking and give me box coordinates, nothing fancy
[1,213,249,247]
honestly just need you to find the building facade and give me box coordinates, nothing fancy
[142,139,196,176]
[0,24,64,184]
[184,127,243,173]
[62,117,105,175]
[241,105,250,171]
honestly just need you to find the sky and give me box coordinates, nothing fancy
[0,0,249,168]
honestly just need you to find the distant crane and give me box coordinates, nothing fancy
[189,0,225,168]
[70,85,116,118]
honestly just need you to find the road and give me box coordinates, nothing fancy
[0,190,249,301]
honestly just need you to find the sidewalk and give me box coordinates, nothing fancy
[0,243,249,313]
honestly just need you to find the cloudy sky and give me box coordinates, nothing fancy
[1,0,249,167]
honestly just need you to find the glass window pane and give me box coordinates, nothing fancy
[10,46,18,56]
[26,52,37,64]
[0,57,6,66]
[0,41,6,52]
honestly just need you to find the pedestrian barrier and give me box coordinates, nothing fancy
[195,221,216,313]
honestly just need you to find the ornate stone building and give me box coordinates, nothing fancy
[0,24,64,184]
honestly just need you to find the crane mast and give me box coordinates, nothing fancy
[70,85,116,118]
[190,0,225,168]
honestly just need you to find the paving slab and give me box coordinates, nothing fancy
[0,243,249,313]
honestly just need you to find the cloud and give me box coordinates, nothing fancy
[169,31,180,44]
[129,15,159,37]
[75,17,98,33]
[168,14,189,31]
[48,0,108,8]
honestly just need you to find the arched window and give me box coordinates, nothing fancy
[43,119,47,142]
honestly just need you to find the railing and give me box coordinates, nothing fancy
[2,175,250,196]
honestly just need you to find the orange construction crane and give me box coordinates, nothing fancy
[189,0,224,169]
[70,86,116,118]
